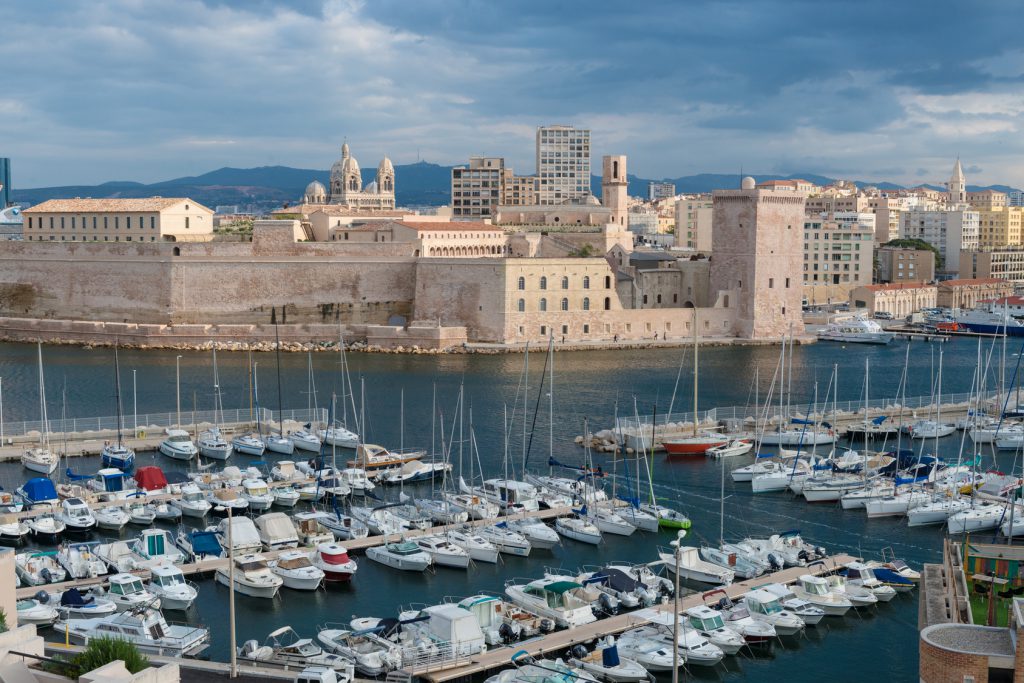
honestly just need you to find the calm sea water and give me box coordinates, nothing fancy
[1,337,1013,681]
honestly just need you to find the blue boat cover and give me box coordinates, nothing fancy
[65,468,92,482]
[21,478,57,502]
[871,416,888,425]
[188,530,222,558]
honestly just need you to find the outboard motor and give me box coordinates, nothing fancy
[768,554,783,571]
[498,622,520,643]
[570,644,589,660]
[597,592,619,616]
[636,586,654,607]
[34,590,49,604]
[797,549,810,563]
[539,618,556,633]
[40,568,52,584]
[238,640,259,660]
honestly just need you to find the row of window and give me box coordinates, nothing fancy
[517,275,612,290]
[28,215,160,230]
[517,296,613,312]
[28,235,156,241]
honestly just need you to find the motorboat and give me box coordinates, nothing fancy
[659,546,734,585]
[365,538,432,572]
[907,497,972,526]
[442,492,500,520]
[271,550,326,590]
[104,573,160,612]
[503,517,561,549]
[133,466,173,494]
[604,563,675,598]
[379,460,450,485]
[790,575,852,616]
[255,512,299,550]
[699,546,762,580]
[758,582,826,625]
[240,478,275,511]
[842,562,897,602]
[395,603,488,658]
[741,589,806,635]
[479,524,532,556]
[16,551,68,585]
[21,447,59,475]
[17,599,59,626]
[415,498,469,525]
[146,563,198,610]
[93,504,130,531]
[57,497,98,534]
[613,630,679,672]
[62,606,210,656]
[289,429,322,453]
[206,487,249,517]
[447,528,500,563]
[338,468,374,494]
[26,514,65,544]
[711,596,777,645]
[464,478,541,513]
[232,433,266,457]
[0,514,30,546]
[662,434,728,456]
[273,460,302,482]
[629,622,725,666]
[134,528,187,565]
[198,428,233,460]
[316,627,402,676]
[238,626,354,677]
[905,420,955,439]
[216,553,284,599]
[321,424,360,449]
[826,574,878,608]
[273,485,301,508]
[555,514,603,545]
[577,567,658,609]
[638,503,691,530]
[707,439,753,458]
[214,516,263,555]
[504,577,598,628]
[57,542,107,579]
[46,588,118,621]
[95,540,149,573]
[454,594,552,645]
[171,483,212,518]
[414,534,471,569]
[159,429,198,460]
[293,511,335,547]
[543,571,619,617]
[313,543,358,582]
[683,605,745,655]
[948,503,1010,534]
[486,659,599,683]
[0,492,23,515]
[126,497,157,525]
[817,315,893,344]
[347,443,426,473]
[569,637,652,683]
[18,477,60,509]
[175,529,223,562]
[742,532,826,567]
[83,467,137,499]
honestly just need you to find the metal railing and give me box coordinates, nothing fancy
[0,407,328,439]
[399,640,477,674]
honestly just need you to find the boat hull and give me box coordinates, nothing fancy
[215,571,280,598]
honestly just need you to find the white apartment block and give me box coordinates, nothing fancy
[536,125,591,205]
[899,208,980,275]
[675,197,713,251]
[648,181,676,200]
[803,215,874,288]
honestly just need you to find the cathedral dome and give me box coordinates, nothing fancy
[343,154,361,175]
[303,180,327,203]
[364,180,379,193]
[378,156,394,173]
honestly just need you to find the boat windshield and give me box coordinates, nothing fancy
[388,543,420,556]
[805,581,827,596]
[156,572,184,587]
[755,598,782,614]
[692,615,723,630]
[239,560,269,571]
[168,435,191,443]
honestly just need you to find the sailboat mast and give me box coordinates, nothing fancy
[114,345,124,448]
[693,310,699,437]
[549,334,554,475]
[37,343,48,450]
[274,326,284,437]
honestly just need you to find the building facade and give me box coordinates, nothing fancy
[601,155,628,228]
[976,207,1024,249]
[22,198,214,242]
[960,247,1024,284]
[627,208,659,235]
[536,125,591,205]
[947,158,966,204]
[302,142,396,210]
[675,197,713,251]
[648,181,676,200]
[967,189,1008,210]
[876,246,935,284]
[802,214,874,304]
[899,208,980,275]
[936,278,1014,309]
[849,283,937,317]
[504,174,538,206]
[451,157,508,219]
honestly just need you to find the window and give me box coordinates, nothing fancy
[604,297,611,310]
[540,276,547,290]
[539,298,547,312]
[560,298,568,311]
[517,298,525,312]
[643,294,648,304]
[561,325,568,335]
[582,297,590,310]
[656,294,662,304]
[517,276,525,290]
[540,325,547,335]
[185,217,190,229]
[126,216,131,229]
[583,324,590,334]
[605,276,611,289]
[561,276,569,289]
[583,276,590,289]
[769,278,774,288]
[785,277,790,288]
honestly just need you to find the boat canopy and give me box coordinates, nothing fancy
[187,530,222,558]
[543,580,584,594]
[217,517,260,548]
[60,588,94,607]
[584,567,641,593]
[21,478,57,502]
[64,468,93,482]
[871,416,889,425]
[134,467,169,491]
[255,513,298,543]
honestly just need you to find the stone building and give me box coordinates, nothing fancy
[876,246,935,284]
[601,155,628,228]
[947,158,967,205]
[968,189,1008,210]
[22,197,213,242]
[710,177,807,338]
[960,247,1024,284]
[936,278,1013,310]
[301,142,395,210]
[849,283,937,317]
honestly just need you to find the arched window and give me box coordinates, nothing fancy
[518,298,525,312]
[539,298,547,312]
[583,297,590,311]
[539,276,547,290]
[561,298,569,311]
[583,276,590,289]
[561,276,569,289]
[517,276,525,290]
[604,297,611,310]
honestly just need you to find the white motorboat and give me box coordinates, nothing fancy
[134,528,187,565]
[826,574,878,608]
[447,528,500,563]
[414,534,471,568]
[907,497,972,526]
[707,440,754,458]
[842,562,897,602]
[265,434,296,456]
[293,511,335,547]
[207,487,249,517]
[159,429,198,460]
[699,546,763,580]
[271,550,326,590]
[393,603,488,658]
[232,433,266,457]
[171,483,212,518]
[684,606,745,655]
[570,637,652,683]
[790,575,852,616]
[216,553,284,599]
[555,515,603,545]
[465,477,541,513]
[504,517,561,549]
[817,315,894,344]
[289,429,322,453]
[238,626,355,677]
[26,514,65,544]
[316,627,402,676]
[240,478,275,511]
[22,448,59,475]
[198,428,233,460]
[321,424,360,449]
[94,505,130,531]
[126,498,157,525]
[95,540,149,573]
[659,546,734,585]
[255,512,299,550]
[758,582,826,625]
[905,420,955,439]
[631,623,724,666]
[338,468,374,494]
[486,660,598,683]
[146,563,199,610]
[742,589,806,635]
[313,543,358,582]
[16,551,68,585]
[479,524,532,556]
[17,599,59,626]
[58,497,97,534]
[614,630,681,672]
[0,515,30,545]
[62,606,210,656]
[715,597,777,645]
[215,516,263,555]
[947,503,1010,534]
[104,573,160,611]
[273,485,301,508]
[443,492,500,520]
[365,538,432,572]
[505,577,598,628]
[47,589,118,621]
[57,542,107,579]
[454,594,552,645]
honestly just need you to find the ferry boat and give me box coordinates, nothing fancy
[953,308,1024,336]
[817,316,894,344]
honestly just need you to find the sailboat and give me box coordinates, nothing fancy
[635,402,691,530]
[265,326,295,455]
[233,357,267,457]
[199,349,233,460]
[21,343,59,474]
[101,344,136,471]
[289,352,322,452]
[663,313,729,456]
[321,332,360,448]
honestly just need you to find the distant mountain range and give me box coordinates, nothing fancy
[11,164,1021,210]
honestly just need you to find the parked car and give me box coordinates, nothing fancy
[874,311,893,320]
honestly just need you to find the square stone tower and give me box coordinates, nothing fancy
[710,177,806,339]
[601,155,628,228]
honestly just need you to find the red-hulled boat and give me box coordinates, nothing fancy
[313,542,358,582]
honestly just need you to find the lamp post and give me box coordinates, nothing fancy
[228,503,237,678]
[671,529,687,683]
[175,355,182,428]
[132,369,137,436]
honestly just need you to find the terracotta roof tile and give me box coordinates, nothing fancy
[858,283,935,292]
[24,197,207,213]
[395,221,504,232]
[937,278,1007,287]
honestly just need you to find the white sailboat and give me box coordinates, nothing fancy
[199,349,233,460]
[22,343,59,475]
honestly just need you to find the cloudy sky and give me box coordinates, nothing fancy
[2,0,1022,187]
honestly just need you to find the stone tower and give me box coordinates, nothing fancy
[709,176,806,339]
[947,158,966,205]
[601,155,628,227]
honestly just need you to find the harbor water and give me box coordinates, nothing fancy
[0,337,1010,681]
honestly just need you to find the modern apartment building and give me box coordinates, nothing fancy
[976,206,1024,249]
[536,125,591,205]
[899,208,979,275]
[674,197,713,251]
[960,247,1024,284]
[648,181,676,200]
[23,197,214,242]
[504,174,538,206]
[875,246,935,284]
[802,214,874,303]
[451,157,509,219]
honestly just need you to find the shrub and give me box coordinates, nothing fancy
[71,637,150,675]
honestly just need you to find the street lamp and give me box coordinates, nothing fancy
[132,369,137,436]
[671,529,687,683]
[175,355,182,427]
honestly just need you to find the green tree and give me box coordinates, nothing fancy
[568,244,598,258]
[882,238,943,271]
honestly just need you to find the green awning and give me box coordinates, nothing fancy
[545,581,583,594]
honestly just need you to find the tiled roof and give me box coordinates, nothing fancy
[395,221,504,232]
[859,283,935,292]
[24,197,204,213]
[938,278,1006,287]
